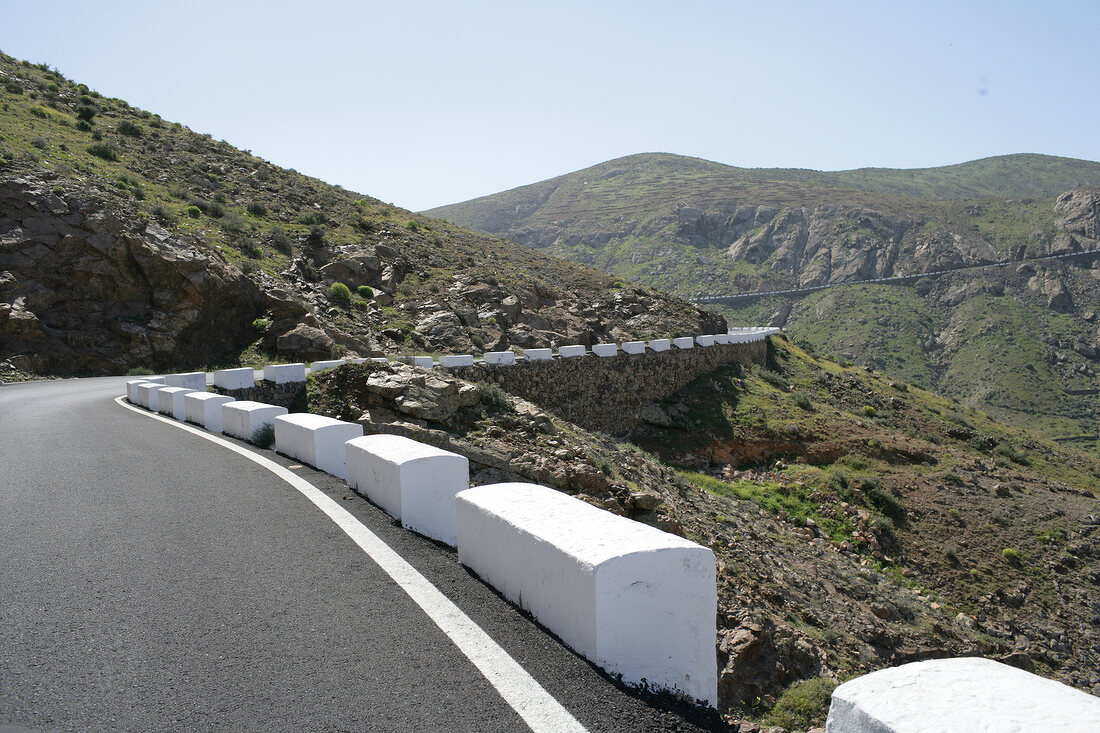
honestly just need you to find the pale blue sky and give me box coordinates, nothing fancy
[2,1,1098,210]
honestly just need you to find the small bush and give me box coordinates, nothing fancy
[207,201,225,218]
[51,185,64,195]
[356,285,374,298]
[251,423,275,449]
[861,405,878,418]
[246,201,267,217]
[995,444,1031,466]
[125,366,155,376]
[3,81,23,94]
[405,219,419,230]
[31,136,48,149]
[116,120,143,137]
[269,227,292,253]
[86,142,118,161]
[75,104,97,121]
[307,225,325,245]
[151,205,175,224]
[793,393,813,411]
[865,483,905,521]
[327,281,352,305]
[763,677,836,731]
[185,205,201,218]
[481,382,512,411]
[252,317,272,331]
[29,106,50,119]
[75,119,92,132]
[221,213,247,234]
[298,211,326,226]
[1002,547,1023,566]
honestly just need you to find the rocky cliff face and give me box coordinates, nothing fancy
[0,175,299,373]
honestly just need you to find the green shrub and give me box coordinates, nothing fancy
[298,211,326,226]
[86,142,117,161]
[794,393,813,411]
[30,106,50,119]
[116,120,143,137]
[75,119,92,132]
[864,481,905,521]
[269,227,292,253]
[763,677,836,731]
[151,205,175,224]
[76,104,97,121]
[356,285,373,298]
[995,444,1031,466]
[185,205,201,218]
[252,317,272,331]
[861,405,877,418]
[31,136,48,149]
[246,201,267,217]
[1002,547,1023,566]
[251,423,275,448]
[405,219,419,230]
[125,366,155,376]
[481,382,512,411]
[3,81,23,94]
[327,281,352,305]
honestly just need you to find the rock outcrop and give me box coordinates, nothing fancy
[0,176,299,373]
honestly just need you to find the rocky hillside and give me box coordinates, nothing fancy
[0,56,721,376]
[426,153,1100,454]
[304,338,1100,731]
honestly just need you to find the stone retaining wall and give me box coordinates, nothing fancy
[452,340,767,434]
[214,380,303,408]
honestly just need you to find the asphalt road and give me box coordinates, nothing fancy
[0,377,724,732]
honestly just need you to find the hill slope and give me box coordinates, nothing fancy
[426,153,1100,454]
[0,56,722,376]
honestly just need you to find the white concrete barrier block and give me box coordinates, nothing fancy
[346,434,469,546]
[826,658,1100,733]
[558,345,586,358]
[156,387,193,421]
[483,351,516,366]
[648,338,671,352]
[439,354,475,368]
[346,358,367,365]
[184,392,234,432]
[713,334,730,345]
[413,356,435,368]
[165,372,207,391]
[137,383,172,411]
[695,335,715,347]
[371,357,390,364]
[274,414,363,480]
[221,401,289,441]
[455,483,717,705]
[309,359,346,373]
[673,337,695,349]
[524,348,553,361]
[262,363,306,384]
[592,343,618,357]
[213,367,255,391]
[621,341,646,355]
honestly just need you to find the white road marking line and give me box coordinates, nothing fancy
[115,396,589,733]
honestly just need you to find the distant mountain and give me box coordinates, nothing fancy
[0,56,722,376]
[427,153,1100,453]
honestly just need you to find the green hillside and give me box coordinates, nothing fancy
[427,153,1100,455]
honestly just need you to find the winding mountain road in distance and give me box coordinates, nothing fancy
[0,377,721,732]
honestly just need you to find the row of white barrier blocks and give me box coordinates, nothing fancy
[825,657,1100,732]
[123,377,719,706]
